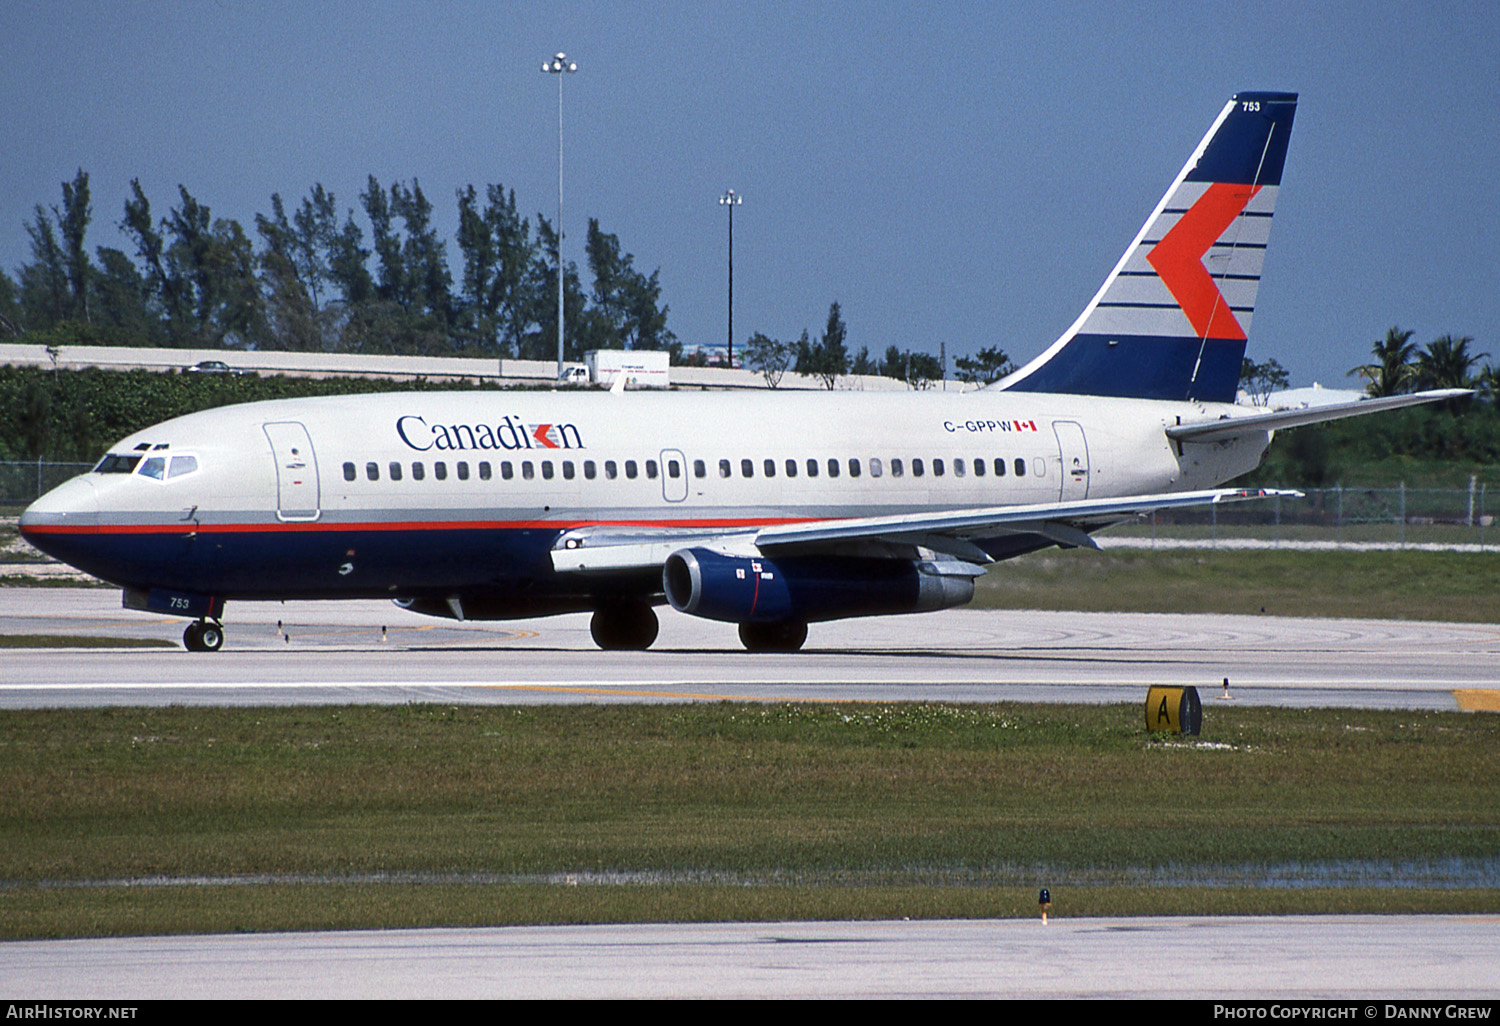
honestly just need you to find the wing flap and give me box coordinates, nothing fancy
[752,487,1297,552]
[551,527,758,573]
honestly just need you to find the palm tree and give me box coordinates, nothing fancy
[1475,363,1500,404]
[1414,334,1487,391]
[1348,326,1417,397]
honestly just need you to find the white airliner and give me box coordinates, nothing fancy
[20,92,1462,652]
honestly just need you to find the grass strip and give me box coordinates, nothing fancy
[972,547,1500,622]
[0,634,175,648]
[1,702,1495,938]
[5,884,1498,941]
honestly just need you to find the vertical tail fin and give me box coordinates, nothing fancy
[997,92,1298,402]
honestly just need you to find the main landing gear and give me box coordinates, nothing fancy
[183,619,224,652]
[589,601,660,650]
[738,620,808,653]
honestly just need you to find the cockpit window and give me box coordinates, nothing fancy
[168,455,199,479]
[95,454,142,474]
[139,456,167,480]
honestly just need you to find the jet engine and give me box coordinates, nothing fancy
[661,547,977,624]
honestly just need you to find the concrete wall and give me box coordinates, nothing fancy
[0,343,966,393]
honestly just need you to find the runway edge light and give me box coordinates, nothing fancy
[1145,686,1202,735]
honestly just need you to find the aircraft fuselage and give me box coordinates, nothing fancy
[19,389,1267,609]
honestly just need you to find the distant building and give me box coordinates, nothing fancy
[676,342,737,368]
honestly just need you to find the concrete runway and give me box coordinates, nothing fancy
[2,587,1499,710]
[4,916,1498,999]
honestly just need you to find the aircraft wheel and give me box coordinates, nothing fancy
[183,621,224,653]
[199,621,224,652]
[590,602,659,650]
[738,620,808,653]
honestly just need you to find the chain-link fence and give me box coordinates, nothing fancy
[1127,483,1493,546]
[1,460,95,507]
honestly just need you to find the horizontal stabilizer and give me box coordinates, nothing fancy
[1166,390,1469,443]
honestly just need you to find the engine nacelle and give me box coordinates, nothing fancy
[662,548,976,624]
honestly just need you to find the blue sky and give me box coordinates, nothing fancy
[3,0,1496,388]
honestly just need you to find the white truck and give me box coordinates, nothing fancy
[586,349,670,389]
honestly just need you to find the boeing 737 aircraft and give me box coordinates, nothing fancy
[20,92,1462,651]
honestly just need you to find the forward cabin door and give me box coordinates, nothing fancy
[263,421,321,521]
[1053,420,1090,501]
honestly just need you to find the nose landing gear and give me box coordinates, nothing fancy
[183,620,224,652]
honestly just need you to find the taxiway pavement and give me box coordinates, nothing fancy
[2,588,1498,710]
[4,915,1498,999]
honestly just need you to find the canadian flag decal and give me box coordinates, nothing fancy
[1147,182,1260,341]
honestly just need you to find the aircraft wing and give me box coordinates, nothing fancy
[1167,390,1469,443]
[550,487,1298,573]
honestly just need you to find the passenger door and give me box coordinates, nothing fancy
[263,421,321,521]
[1053,420,1090,501]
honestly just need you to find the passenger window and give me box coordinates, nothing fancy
[995,458,1007,477]
[541,461,554,480]
[693,460,705,478]
[389,461,403,481]
[645,460,658,479]
[625,460,638,479]
[668,459,681,479]
[522,461,535,480]
[412,463,425,481]
[479,462,492,481]
[719,459,732,478]
[912,458,924,478]
[869,458,882,478]
[890,458,903,477]
[741,459,754,478]
[457,462,470,480]
[974,458,985,477]
[605,460,618,480]
[562,461,575,480]
[1014,458,1026,476]
[585,460,597,480]
[168,455,198,479]
[933,458,945,477]
[827,459,839,478]
[806,459,818,478]
[848,459,860,478]
[785,459,797,478]
[435,462,447,481]
[954,458,965,478]
[763,459,776,478]
[501,462,514,480]
[366,462,379,482]
[343,462,356,482]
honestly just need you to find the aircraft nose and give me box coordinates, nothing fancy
[19,476,99,553]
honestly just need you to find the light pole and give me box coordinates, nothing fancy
[541,52,577,379]
[719,189,741,368]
